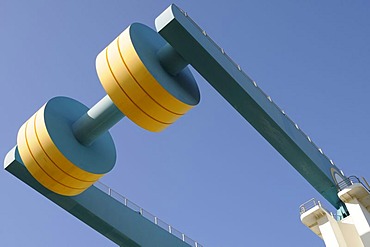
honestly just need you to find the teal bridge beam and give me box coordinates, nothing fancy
[4,147,200,247]
[155,5,347,212]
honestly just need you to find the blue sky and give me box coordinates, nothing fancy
[1,1,370,246]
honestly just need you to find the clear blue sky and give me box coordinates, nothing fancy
[1,1,370,246]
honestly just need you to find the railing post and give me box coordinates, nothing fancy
[93,182,202,246]
[362,177,370,189]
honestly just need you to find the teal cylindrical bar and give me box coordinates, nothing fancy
[157,43,189,76]
[72,95,125,146]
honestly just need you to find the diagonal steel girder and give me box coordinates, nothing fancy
[155,4,347,210]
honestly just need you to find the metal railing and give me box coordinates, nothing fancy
[94,182,203,247]
[299,198,323,215]
[336,176,370,192]
[299,198,343,220]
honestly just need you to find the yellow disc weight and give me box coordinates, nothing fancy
[17,97,116,196]
[107,37,182,123]
[17,120,86,196]
[96,51,170,131]
[96,23,200,132]
[28,112,95,188]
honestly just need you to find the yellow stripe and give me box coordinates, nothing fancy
[17,120,85,196]
[108,37,182,123]
[35,104,103,181]
[96,50,170,132]
[119,27,193,115]
[27,112,94,188]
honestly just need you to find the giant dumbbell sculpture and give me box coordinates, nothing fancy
[17,23,200,196]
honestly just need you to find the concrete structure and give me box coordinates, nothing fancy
[301,177,370,246]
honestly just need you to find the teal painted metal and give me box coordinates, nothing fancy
[73,95,125,146]
[157,43,189,76]
[4,146,195,247]
[38,96,116,174]
[155,4,347,211]
[128,22,200,107]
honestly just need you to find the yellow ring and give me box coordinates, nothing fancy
[107,37,182,123]
[119,28,193,115]
[17,120,86,196]
[35,104,103,181]
[96,50,170,132]
[26,112,93,188]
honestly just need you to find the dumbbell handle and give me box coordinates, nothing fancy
[72,44,188,147]
[72,95,124,146]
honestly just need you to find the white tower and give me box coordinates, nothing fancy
[301,177,370,247]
